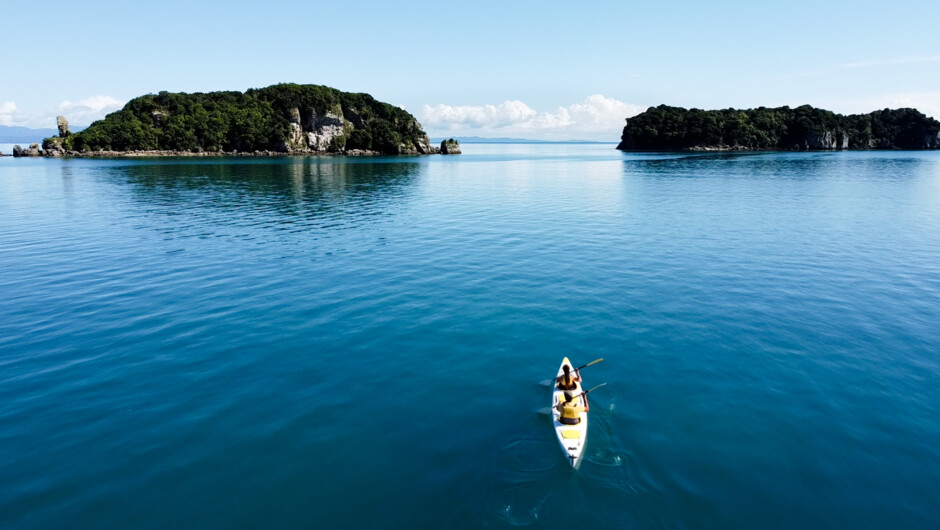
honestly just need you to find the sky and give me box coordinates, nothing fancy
[2,0,939,140]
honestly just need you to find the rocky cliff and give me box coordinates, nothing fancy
[440,138,461,154]
[12,143,42,157]
[617,105,940,151]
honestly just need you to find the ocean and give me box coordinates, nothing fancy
[1,144,938,528]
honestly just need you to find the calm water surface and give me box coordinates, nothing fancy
[2,145,939,528]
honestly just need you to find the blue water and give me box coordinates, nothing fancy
[2,145,939,528]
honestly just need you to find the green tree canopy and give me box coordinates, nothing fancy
[62,84,430,155]
[617,105,940,151]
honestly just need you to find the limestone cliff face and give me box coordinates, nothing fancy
[281,104,435,155]
[413,136,434,154]
[790,130,850,150]
[283,105,351,153]
[400,118,436,154]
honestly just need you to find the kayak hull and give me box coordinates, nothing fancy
[552,357,588,468]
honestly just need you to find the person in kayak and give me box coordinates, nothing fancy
[556,391,588,425]
[556,365,581,391]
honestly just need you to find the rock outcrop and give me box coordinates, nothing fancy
[12,143,42,157]
[56,116,70,137]
[150,110,166,127]
[282,106,356,153]
[42,137,66,156]
[790,130,850,150]
[440,138,461,155]
[414,136,434,154]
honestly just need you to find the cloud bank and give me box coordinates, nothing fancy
[0,96,125,129]
[59,96,125,126]
[0,101,18,126]
[421,95,645,141]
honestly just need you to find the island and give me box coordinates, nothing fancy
[31,83,453,157]
[617,105,940,151]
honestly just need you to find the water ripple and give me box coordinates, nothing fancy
[2,148,940,528]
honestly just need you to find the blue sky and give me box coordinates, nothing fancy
[2,0,938,140]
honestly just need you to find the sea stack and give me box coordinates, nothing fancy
[57,116,70,137]
[440,138,461,155]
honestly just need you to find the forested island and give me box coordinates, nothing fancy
[617,105,940,151]
[38,84,447,157]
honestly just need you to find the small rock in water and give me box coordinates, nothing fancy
[440,138,461,155]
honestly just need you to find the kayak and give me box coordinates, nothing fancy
[552,357,588,468]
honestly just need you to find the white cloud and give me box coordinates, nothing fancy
[0,96,125,129]
[421,95,644,140]
[421,100,538,129]
[58,95,125,125]
[0,101,17,126]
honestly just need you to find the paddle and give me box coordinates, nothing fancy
[576,382,607,398]
[554,358,604,382]
[557,383,607,403]
[541,384,606,415]
[556,383,607,414]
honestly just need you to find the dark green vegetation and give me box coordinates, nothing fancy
[617,105,940,151]
[53,84,431,154]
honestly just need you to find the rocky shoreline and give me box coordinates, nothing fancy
[13,110,463,158]
[684,145,793,152]
[13,116,461,158]
[11,145,460,158]
[16,147,429,158]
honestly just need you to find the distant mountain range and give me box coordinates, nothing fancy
[430,136,612,144]
[0,125,86,143]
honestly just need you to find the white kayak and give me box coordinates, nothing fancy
[552,357,588,468]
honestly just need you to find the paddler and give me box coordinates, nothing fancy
[555,391,588,425]
[556,364,580,391]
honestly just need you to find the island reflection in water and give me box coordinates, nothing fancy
[92,157,424,240]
